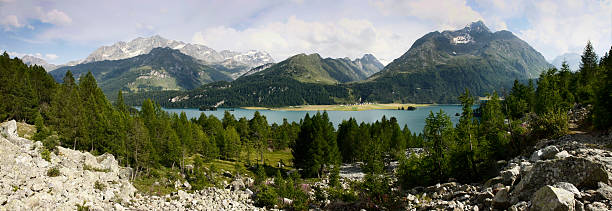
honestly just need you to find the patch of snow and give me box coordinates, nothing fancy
[451,35,472,44]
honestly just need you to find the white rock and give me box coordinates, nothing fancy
[530,185,574,211]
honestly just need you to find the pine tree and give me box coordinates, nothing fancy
[423,110,453,182]
[223,126,241,160]
[116,91,128,112]
[480,92,508,160]
[249,111,269,164]
[453,89,477,180]
[337,118,359,162]
[579,41,599,85]
[593,47,612,129]
[577,41,600,103]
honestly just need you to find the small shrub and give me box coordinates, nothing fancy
[255,165,267,184]
[40,148,51,162]
[255,186,278,208]
[42,134,60,152]
[12,185,18,192]
[327,188,358,203]
[76,201,89,211]
[233,162,246,177]
[94,181,106,191]
[47,167,60,177]
[530,110,569,139]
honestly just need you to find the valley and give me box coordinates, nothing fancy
[1,1,611,210]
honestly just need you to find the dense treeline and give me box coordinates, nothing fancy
[124,75,354,108]
[0,51,297,179]
[395,42,612,189]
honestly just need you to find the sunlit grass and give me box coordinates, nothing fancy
[243,103,432,111]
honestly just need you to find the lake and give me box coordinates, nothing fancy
[161,105,463,133]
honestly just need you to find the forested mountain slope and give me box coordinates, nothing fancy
[50,47,232,97]
[351,20,551,103]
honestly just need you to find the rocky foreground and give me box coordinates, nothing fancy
[0,120,261,211]
[403,131,612,210]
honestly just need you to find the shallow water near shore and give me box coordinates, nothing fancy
[161,105,463,133]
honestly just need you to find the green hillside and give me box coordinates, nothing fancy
[50,47,232,97]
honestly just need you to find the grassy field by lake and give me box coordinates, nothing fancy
[242,103,432,111]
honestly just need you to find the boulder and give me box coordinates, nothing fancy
[97,153,119,173]
[595,182,612,201]
[244,177,255,187]
[484,176,504,187]
[230,179,245,191]
[530,185,575,211]
[183,181,192,190]
[553,182,581,198]
[0,120,31,146]
[585,202,609,211]
[500,166,521,185]
[556,151,571,159]
[511,156,610,201]
[530,145,560,162]
[509,201,528,211]
[492,188,510,209]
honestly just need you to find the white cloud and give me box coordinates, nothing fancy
[1,0,610,65]
[373,0,485,30]
[4,51,58,62]
[36,8,72,25]
[192,16,414,64]
[514,0,612,60]
[0,15,23,30]
[45,53,58,60]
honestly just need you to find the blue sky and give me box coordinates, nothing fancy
[1,0,611,65]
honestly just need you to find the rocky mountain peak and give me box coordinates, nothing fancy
[70,35,274,72]
[466,20,490,33]
[20,55,59,72]
[360,53,377,61]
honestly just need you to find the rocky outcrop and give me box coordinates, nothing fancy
[403,131,612,210]
[0,120,136,210]
[531,185,575,211]
[0,120,261,210]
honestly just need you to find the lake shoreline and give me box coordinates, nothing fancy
[241,103,435,111]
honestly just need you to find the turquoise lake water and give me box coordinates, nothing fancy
[161,105,463,133]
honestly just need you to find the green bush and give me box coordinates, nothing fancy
[42,134,60,152]
[76,201,89,211]
[40,148,51,162]
[255,165,267,184]
[327,187,358,203]
[94,181,106,191]
[530,110,568,139]
[47,167,61,177]
[255,186,278,208]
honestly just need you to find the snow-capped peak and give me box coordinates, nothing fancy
[74,35,274,68]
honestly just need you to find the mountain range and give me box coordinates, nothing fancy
[50,47,234,96]
[25,35,274,76]
[49,45,384,100]
[247,53,383,84]
[136,21,552,107]
[20,55,59,72]
[551,52,581,71]
[351,20,551,103]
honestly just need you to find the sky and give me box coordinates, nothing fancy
[0,0,611,65]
